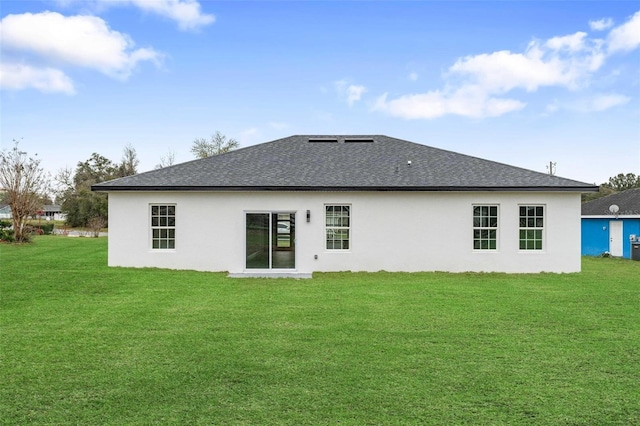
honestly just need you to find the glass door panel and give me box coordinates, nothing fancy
[272,213,295,269]
[246,213,269,269]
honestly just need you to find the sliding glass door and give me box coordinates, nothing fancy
[246,212,295,269]
[246,213,270,269]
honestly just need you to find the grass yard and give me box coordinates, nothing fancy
[1,237,639,425]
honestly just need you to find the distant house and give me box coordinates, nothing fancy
[93,135,597,276]
[42,205,66,221]
[582,188,640,259]
[0,204,67,221]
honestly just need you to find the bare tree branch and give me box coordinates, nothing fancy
[0,140,50,243]
[191,131,239,159]
[155,150,176,169]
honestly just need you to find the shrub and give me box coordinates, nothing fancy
[0,221,53,242]
[33,223,55,235]
[0,220,14,242]
[87,216,107,238]
[0,228,14,242]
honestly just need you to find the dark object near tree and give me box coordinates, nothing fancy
[632,242,640,261]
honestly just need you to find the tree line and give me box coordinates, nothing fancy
[55,146,139,229]
[55,132,239,229]
[582,173,640,202]
[1,133,238,242]
[2,133,637,243]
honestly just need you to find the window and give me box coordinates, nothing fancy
[326,205,350,250]
[519,206,544,250]
[151,205,175,249]
[473,205,498,250]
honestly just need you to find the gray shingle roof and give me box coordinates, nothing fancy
[43,205,61,212]
[582,188,640,216]
[92,135,597,192]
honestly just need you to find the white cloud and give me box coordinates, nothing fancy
[546,32,588,52]
[373,87,525,120]
[0,12,162,80]
[450,49,566,93]
[56,0,215,30]
[0,63,75,94]
[544,93,630,114]
[347,85,367,106]
[334,80,367,106]
[376,36,598,119]
[589,17,614,31]
[375,11,640,120]
[104,0,214,31]
[584,93,631,111]
[450,34,605,93]
[607,10,640,53]
[408,72,419,81]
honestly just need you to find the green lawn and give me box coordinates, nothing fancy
[1,237,639,425]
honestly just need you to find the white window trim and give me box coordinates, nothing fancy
[325,204,351,251]
[150,204,176,251]
[518,204,545,252]
[472,204,499,252]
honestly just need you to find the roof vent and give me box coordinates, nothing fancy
[344,138,374,143]
[308,138,338,143]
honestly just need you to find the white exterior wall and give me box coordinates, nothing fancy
[107,191,582,274]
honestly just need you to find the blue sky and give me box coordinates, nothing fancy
[1,1,639,185]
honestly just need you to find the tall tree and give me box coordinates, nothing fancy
[603,173,640,192]
[58,153,115,227]
[116,144,139,177]
[191,131,239,159]
[582,172,640,203]
[0,140,50,242]
[73,153,117,190]
[57,146,139,228]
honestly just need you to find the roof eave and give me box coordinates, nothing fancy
[582,214,640,219]
[92,185,600,193]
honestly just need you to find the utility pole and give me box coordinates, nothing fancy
[547,161,557,176]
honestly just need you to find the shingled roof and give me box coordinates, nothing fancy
[92,135,598,192]
[582,188,640,216]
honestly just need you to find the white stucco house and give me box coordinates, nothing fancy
[42,204,66,221]
[92,135,597,276]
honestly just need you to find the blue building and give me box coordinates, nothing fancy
[582,188,640,259]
